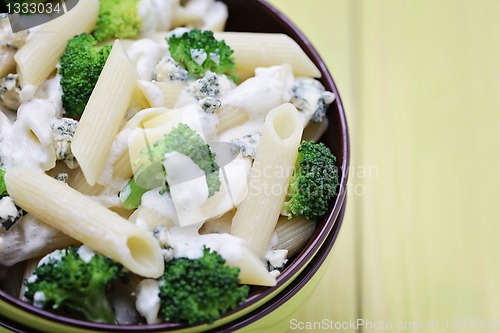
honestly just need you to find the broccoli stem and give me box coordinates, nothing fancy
[119,177,149,210]
[65,287,116,324]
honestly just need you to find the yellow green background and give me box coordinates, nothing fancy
[267,0,500,332]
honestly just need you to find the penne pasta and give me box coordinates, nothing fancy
[0,214,78,267]
[5,168,164,278]
[230,103,303,258]
[19,258,41,301]
[154,80,187,108]
[214,32,321,81]
[14,0,100,88]
[72,40,138,186]
[274,216,317,258]
[133,206,174,230]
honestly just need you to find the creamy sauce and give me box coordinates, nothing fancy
[135,279,161,324]
[77,245,95,263]
[141,189,179,224]
[163,151,209,222]
[166,226,245,265]
[0,74,63,171]
[126,39,167,81]
[138,0,175,34]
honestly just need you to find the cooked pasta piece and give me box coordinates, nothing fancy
[214,32,321,81]
[5,168,164,278]
[19,257,40,300]
[0,17,29,78]
[67,170,105,195]
[302,118,329,142]
[0,214,78,267]
[274,216,317,258]
[132,206,174,230]
[230,103,303,258]
[154,81,187,108]
[72,40,138,186]
[14,0,100,87]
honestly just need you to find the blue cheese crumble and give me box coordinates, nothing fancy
[154,56,189,82]
[190,71,222,113]
[0,196,24,230]
[50,118,78,169]
[190,48,207,65]
[0,74,21,110]
[230,132,261,159]
[291,78,335,123]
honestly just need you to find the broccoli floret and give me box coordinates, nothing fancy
[159,246,249,325]
[120,123,220,209]
[92,0,142,42]
[283,141,339,220]
[59,33,112,118]
[0,167,24,230]
[167,29,236,79]
[23,246,128,324]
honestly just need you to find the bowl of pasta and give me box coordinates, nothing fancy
[0,0,349,332]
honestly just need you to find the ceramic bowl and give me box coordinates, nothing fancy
[0,0,350,332]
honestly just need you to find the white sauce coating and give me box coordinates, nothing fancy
[137,0,175,34]
[135,279,161,324]
[165,226,245,265]
[126,39,167,81]
[33,291,46,308]
[163,151,209,221]
[77,245,95,263]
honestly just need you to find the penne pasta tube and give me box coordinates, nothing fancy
[274,216,317,258]
[14,0,100,87]
[0,214,78,267]
[230,103,303,258]
[154,81,187,108]
[19,257,40,301]
[5,168,164,278]
[133,206,174,230]
[216,105,248,135]
[68,169,105,195]
[214,32,321,80]
[72,40,138,186]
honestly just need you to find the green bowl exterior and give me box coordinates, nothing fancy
[237,248,335,333]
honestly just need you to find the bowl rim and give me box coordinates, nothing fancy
[0,0,351,331]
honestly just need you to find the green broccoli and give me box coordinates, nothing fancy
[92,0,142,42]
[0,168,7,197]
[23,246,128,324]
[167,29,236,79]
[282,140,339,220]
[120,123,220,209]
[159,246,249,325]
[58,33,111,118]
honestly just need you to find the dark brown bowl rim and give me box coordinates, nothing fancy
[0,0,350,331]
